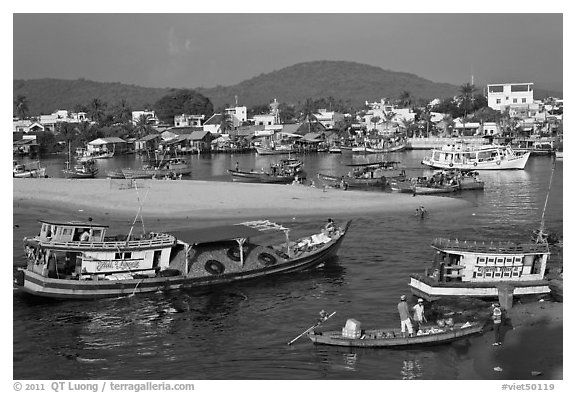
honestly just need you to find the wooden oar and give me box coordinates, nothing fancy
[288,311,336,345]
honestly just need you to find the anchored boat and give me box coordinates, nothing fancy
[408,237,551,301]
[422,143,530,170]
[13,160,46,178]
[15,219,351,300]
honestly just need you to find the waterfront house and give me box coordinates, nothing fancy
[39,110,87,132]
[203,114,224,134]
[13,136,40,156]
[135,134,161,153]
[87,137,127,154]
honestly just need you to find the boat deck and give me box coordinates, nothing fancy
[432,238,549,254]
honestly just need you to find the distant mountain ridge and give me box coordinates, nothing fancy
[13,60,562,115]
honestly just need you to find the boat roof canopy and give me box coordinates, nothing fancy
[39,219,108,228]
[171,225,263,244]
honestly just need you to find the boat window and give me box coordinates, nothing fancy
[92,229,102,240]
[124,252,132,259]
[505,257,513,264]
[514,257,523,264]
[487,257,495,264]
[115,252,122,259]
[478,257,486,263]
[496,257,504,265]
[62,228,72,236]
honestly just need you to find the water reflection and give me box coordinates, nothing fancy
[401,358,424,380]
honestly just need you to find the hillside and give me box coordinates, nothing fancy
[13,61,562,115]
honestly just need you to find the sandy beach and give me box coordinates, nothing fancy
[13,178,470,222]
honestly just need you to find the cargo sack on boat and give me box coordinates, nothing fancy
[342,319,362,339]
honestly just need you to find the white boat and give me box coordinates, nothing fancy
[409,237,551,300]
[555,150,563,160]
[13,161,46,178]
[421,143,530,170]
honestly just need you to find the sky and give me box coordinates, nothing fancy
[12,10,564,93]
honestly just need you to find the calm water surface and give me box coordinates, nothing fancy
[13,151,563,379]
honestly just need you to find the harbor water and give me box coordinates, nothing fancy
[12,151,563,379]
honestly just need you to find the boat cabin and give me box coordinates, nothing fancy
[429,238,549,283]
[38,220,108,242]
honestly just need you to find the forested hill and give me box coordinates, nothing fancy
[13,61,562,115]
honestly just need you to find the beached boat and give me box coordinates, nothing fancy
[307,320,484,348]
[408,237,551,301]
[421,143,530,170]
[62,159,98,179]
[13,161,46,178]
[15,219,351,299]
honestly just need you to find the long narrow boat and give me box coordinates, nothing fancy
[255,145,296,155]
[115,158,192,179]
[307,321,484,347]
[228,169,296,184]
[422,143,530,170]
[15,219,351,299]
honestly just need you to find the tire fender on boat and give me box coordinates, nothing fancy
[449,163,454,168]
[473,162,478,167]
[496,160,501,165]
[14,270,25,286]
[205,260,225,275]
[257,252,277,266]
[227,247,246,262]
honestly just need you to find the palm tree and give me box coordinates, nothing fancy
[399,91,412,108]
[14,95,29,119]
[219,112,234,134]
[88,98,106,124]
[134,114,153,138]
[300,98,318,134]
[440,115,455,137]
[115,98,133,125]
[459,83,476,135]
[400,118,416,138]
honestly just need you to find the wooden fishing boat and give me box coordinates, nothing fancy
[352,137,407,154]
[13,161,46,178]
[120,158,192,179]
[62,159,98,179]
[307,321,484,347]
[317,161,401,189]
[15,219,351,299]
[422,143,530,170]
[413,183,459,195]
[255,145,295,155]
[228,169,296,184]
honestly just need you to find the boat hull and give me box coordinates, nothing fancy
[255,147,295,155]
[317,174,386,188]
[408,275,551,301]
[13,168,46,178]
[422,151,531,170]
[308,322,483,347]
[228,169,295,184]
[16,222,351,300]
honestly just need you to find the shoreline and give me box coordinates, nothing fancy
[13,178,470,222]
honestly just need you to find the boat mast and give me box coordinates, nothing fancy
[536,158,556,243]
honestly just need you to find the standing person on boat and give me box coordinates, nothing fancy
[491,303,503,346]
[80,230,90,242]
[397,295,414,337]
[235,162,239,172]
[412,298,427,332]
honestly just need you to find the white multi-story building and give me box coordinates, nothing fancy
[174,114,205,127]
[487,83,534,111]
[132,110,159,126]
[224,106,247,128]
[37,110,88,132]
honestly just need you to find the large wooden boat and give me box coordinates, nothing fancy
[15,219,351,300]
[317,161,401,189]
[228,159,303,184]
[13,161,46,178]
[422,143,530,170]
[307,321,484,348]
[62,159,98,179]
[119,158,192,179]
[409,237,551,301]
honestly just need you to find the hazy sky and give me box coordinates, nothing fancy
[13,13,563,92]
